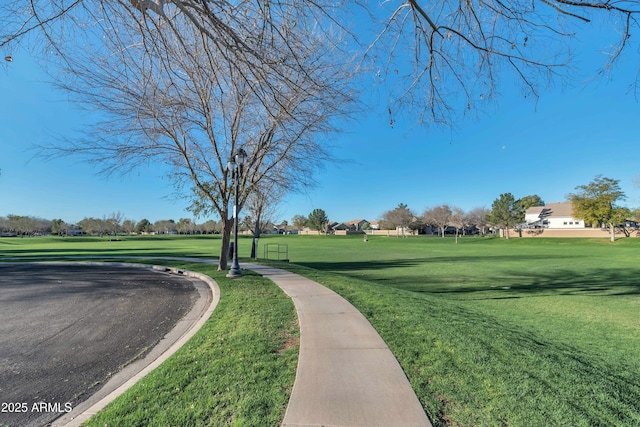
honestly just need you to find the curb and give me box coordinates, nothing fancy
[37,262,221,427]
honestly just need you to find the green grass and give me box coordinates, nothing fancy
[83,263,299,427]
[258,235,640,426]
[2,235,640,426]
[0,235,217,259]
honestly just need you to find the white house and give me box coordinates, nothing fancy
[525,202,585,229]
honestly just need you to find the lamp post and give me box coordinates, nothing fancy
[227,148,247,278]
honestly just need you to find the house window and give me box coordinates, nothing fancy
[563,222,567,225]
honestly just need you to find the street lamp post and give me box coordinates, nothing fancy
[227,148,247,278]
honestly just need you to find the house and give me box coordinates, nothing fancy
[525,202,585,229]
[344,219,370,231]
[368,221,380,230]
[329,222,349,231]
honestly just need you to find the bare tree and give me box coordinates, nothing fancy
[243,180,283,259]
[292,214,308,230]
[105,212,125,236]
[16,2,354,270]
[0,2,356,120]
[467,207,491,236]
[382,203,415,237]
[5,215,39,237]
[359,1,640,125]
[122,219,136,235]
[450,206,466,243]
[2,2,638,128]
[423,204,453,238]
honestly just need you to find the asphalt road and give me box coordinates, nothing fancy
[0,263,198,427]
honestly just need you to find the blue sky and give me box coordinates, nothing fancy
[1,22,639,225]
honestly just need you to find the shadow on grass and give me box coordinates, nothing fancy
[298,254,573,271]
[296,258,640,298]
[0,247,213,258]
[427,268,640,298]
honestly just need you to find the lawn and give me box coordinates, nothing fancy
[2,234,639,426]
[260,235,640,426]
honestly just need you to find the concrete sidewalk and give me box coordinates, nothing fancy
[246,264,431,427]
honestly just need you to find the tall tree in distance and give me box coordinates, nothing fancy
[135,219,153,234]
[568,175,627,242]
[307,208,329,235]
[292,214,308,230]
[383,203,415,237]
[517,195,545,211]
[487,193,523,239]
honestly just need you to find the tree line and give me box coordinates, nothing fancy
[0,214,223,238]
[374,176,635,242]
[288,176,636,242]
[0,213,291,238]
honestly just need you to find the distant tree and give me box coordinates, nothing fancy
[613,207,633,237]
[423,204,453,238]
[121,219,136,235]
[78,217,103,236]
[307,209,329,234]
[244,181,283,258]
[154,219,177,235]
[292,215,308,229]
[568,175,627,242]
[517,195,545,211]
[515,194,545,225]
[383,203,415,237]
[51,219,68,236]
[451,207,467,243]
[35,218,52,235]
[467,207,491,236]
[135,219,153,234]
[201,220,219,234]
[6,215,38,237]
[176,218,196,235]
[104,212,124,236]
[487,193,522,239]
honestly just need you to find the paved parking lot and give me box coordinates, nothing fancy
[0,263,198,427]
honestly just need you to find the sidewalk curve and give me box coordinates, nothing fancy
[245,264,431,427]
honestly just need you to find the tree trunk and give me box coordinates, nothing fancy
[610,223,615,242]
[218,217,234,271]
[250,217,261,259]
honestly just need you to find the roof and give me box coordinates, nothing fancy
[345,219,368,226]
[526,202,576,218]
